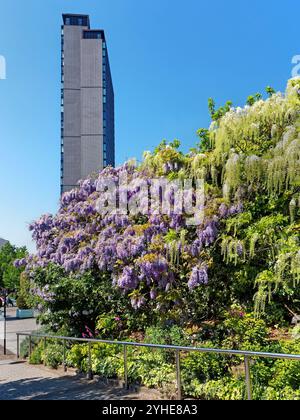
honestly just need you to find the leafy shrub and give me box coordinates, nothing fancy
[91,344,122,377]
[20,336,40,359]
[39,329,300,400]
[29,342,43,365]
[145,325,189,347]
[220,305,269,351]
[67,343,122,377]
[16,295,30,310]
[268,340,300,390]
[186,377,246,400]
[17,272,33,309]
[182,347,230,380]
[66,344,88,371]
[262,386,300,400]
[41,342,64,369]
[96,314,125,339]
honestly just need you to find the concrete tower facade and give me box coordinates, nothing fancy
[61,14,115,194]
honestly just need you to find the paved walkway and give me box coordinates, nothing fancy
[0,308,39,355]
[0,359,162,400]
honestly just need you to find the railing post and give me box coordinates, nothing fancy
[176,350,182,400]
[244,356,252,400]
[17,334,20,359]
[87,341,93,380]
[29,335,32,359]
[44,336,47,351]
[124,345,128,389]
[63,339,67,372]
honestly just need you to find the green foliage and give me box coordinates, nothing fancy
[16,295,30,310]
[66,343,88,371]
[208,98,233,121]
[96,314,124,339]
[181,344,230,396]
[0,242,27,290]
[29,342,43,365]
[16,272,32,309]
[144,325,189,347]
[21,319,300,400]
[26,79,300,333]
[246,93,262,106]
[20,336,41,359]
[41,342,64,369]
[31,265,152,336]
[16,78,300,399]
[221,305,269,351]
[185,377,245,400]
[268,340,300,390]
[196,128,211,152]
[266,86,276,97]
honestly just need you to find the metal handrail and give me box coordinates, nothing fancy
[16,332,300,400]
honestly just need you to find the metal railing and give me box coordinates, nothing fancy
[16,332,300,400]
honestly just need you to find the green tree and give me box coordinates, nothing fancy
[208,98,233,121]
[0,242,27,290]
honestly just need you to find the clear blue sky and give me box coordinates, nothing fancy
[0,0,299,251]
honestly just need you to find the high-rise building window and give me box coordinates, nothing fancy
[83,30,104,39]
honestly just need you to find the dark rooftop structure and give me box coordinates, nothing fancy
[62,14,90,28]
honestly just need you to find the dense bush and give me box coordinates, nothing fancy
[41,342,64,369]
[16,78,300,336]
[17,78,300,399]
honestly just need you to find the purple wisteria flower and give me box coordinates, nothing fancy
[219,203,229,218]
[118,266,138,290]
[20,156,230,310]
[229,202,244,216]
[188,266,209,289]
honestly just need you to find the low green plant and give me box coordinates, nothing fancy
[185,377,246,400]
[96,314,124,339]
[144,325,189,346]
[16,295,30,310]
[41,342,64,369]
[220,305,269,351]
[20,336,40,359]
[29,342,43,365]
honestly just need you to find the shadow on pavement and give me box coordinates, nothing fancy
[0,374,143,401]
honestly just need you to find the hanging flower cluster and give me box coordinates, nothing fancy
[16,78,300,315]
[18,157,239,310]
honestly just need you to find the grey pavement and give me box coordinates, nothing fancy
[0,308,39,355]
[0,359,162,400]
